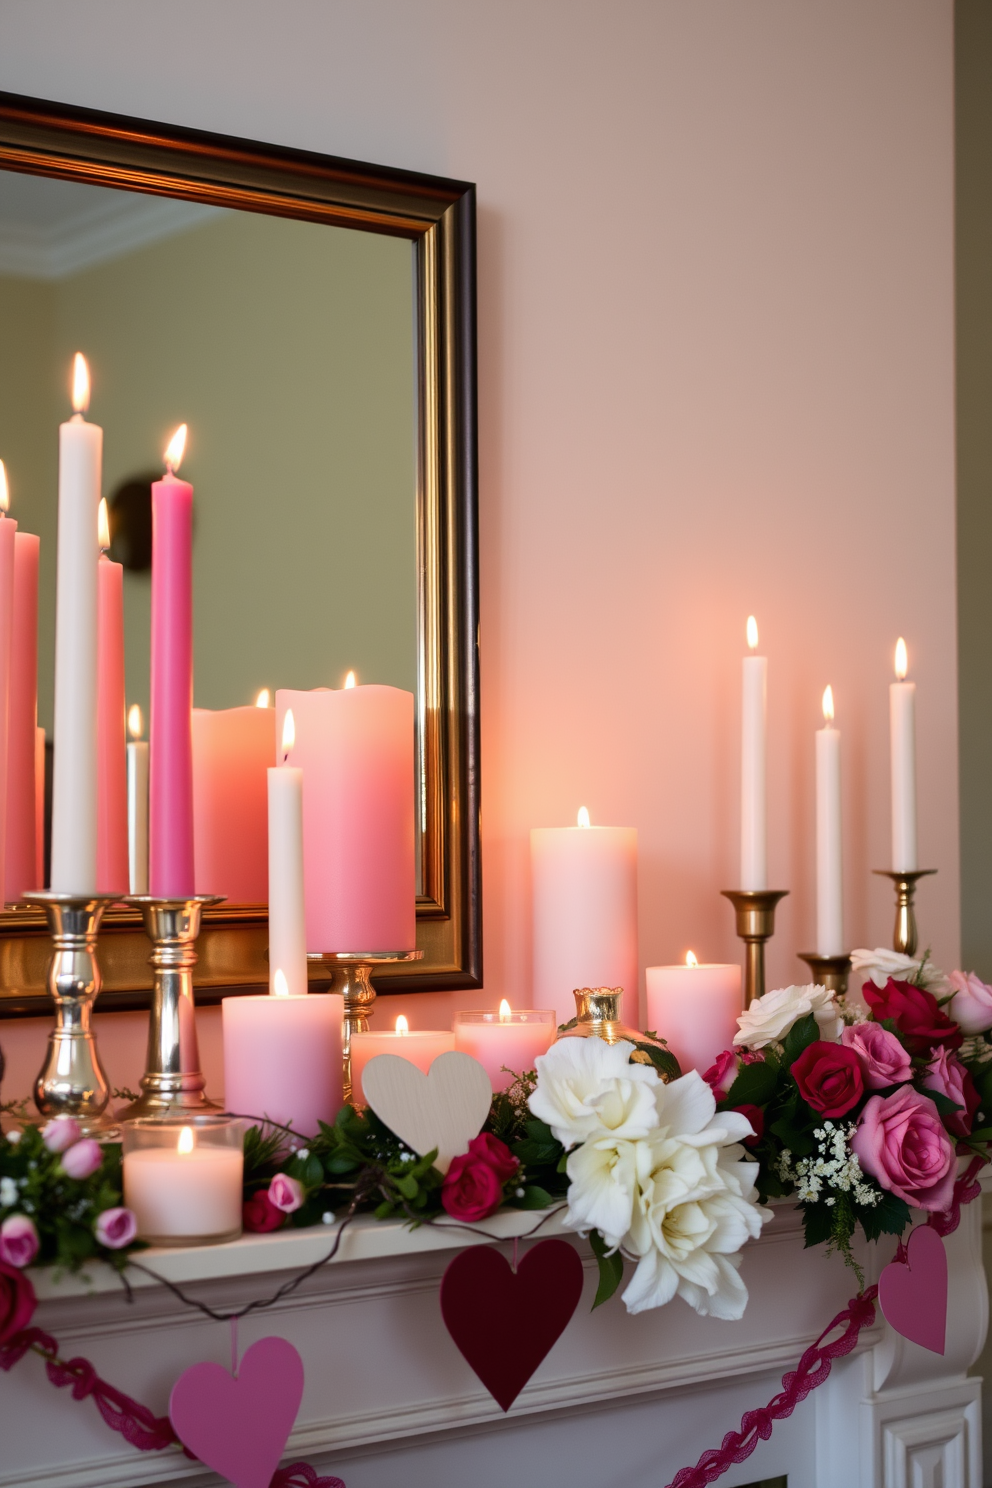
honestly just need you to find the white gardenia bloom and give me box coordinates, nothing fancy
[733,983,842,1049]
[528,1037,661,1149]
[849,947,948,996]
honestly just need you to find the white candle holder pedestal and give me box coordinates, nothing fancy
[872,868,937,958]
[721,889,789,1008]
[24,891,121,1136]
[119,896,224,1121]
[307,949,424,1102]
[797,952,852,997]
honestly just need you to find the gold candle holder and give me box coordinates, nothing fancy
[307,949,424,1102]
[872,869,937,957]
[119,895,224,1121]
[721,889,789,1007]
[25,891,120,1136]
[797,952,852,997]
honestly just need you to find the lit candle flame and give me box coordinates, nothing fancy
[98,497,110,551]
[0,460,8,515]
[395,1014,409,1035]
[686,950,698,967]
[164,423,187,474]
[344,670,357,689]
[822,685,834,723]
[746,615,759,650]
[273,968,290,998]
[281,709,295,756]
[255,688,270,709]
[577,806,591,828]
[71,353,90,415]
[177,1125,194,1156]
[127,704,143,740]
[894,637,908,681]
[499,998,512,1021]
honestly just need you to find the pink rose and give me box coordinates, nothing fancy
[268,1174,304,1213]
[0,1258,35,1342]
[841,1023,913,1090]
[60,1139,102,1181]
[441,1152,503,1222]
[851,1086,956,1212]
[41,1117,82,1153]
[463,1133,519,1182]
[94,1208,137,1250]
[922,1048,980,1139]
[702,1050,737,1102]
[947,970,992,1035]
[0,1214,39,1268]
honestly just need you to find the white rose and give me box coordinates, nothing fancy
[849,947,948,996]
[565,1135,646,1248]
[528,1037,661,1150]
[947,970,992,1035]
[733,983,842,1049]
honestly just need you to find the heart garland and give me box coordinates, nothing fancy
[877,1223,948,1355]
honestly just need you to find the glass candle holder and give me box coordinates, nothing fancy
[453,1008,556,1091]
[122,1114,244,1246]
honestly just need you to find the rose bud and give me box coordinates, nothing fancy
[243,1191,285,1233]
[268,1174,305,1213]
[0,1214,39,1269]
[947,970,992,1035]
[41,1116,82,1153]
[94,1207,138,1250]
[60,1138,103,1181]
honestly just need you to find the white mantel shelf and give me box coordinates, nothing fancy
[3,1193,988,1488]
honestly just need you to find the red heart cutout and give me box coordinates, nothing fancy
[440,1238,585,1411]
[169,1336,304,1488]
[878,1223,947,1355]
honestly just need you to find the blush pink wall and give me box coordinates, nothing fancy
[0,0,958,1098]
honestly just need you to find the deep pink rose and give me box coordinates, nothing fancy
[41,1117,82,1153]
[94,1207,137,1250]
[243,1191,284,1233]
[791,1040,864,1117]
[841,1022,913,1090]
[922,1048,980,1139]
[268,1174,304,1213]
[59,1138,102,1181]
[734,1104,764,1148]
[703,1050,737,1102]
[464,1133,519,1182]
[441,1152,503,1221]
[947,970,992,1035]
[864,977,962,1055]
[0,1215,39,1268]
[851,1086,956,1212]
[0,1259,35,1343]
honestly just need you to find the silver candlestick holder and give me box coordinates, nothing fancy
[721,889,789,1007]
[872,869,937,958]
[119,895,224,1121]
[24,891,120,1136]
[307,949,424,1102]
[797,952,852,997]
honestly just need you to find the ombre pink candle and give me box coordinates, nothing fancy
[192,702,274,901]
[275,681,415,952]
[97,503,128,896]
[222,988,344,1136]
[149,426,194,898]
[645,954,742,1076]
[5,528,39,901]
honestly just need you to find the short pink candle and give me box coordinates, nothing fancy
[5,530,39,901]
[275,683,415,952]
[97,541,128,896]
[222,990,344,1137]
[149,427,194,898]
[350,1018,454,1104]
[192,704,274,900]
[453,1005,556,1091]
[645,956,743,1076]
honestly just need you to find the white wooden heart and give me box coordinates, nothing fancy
[360,1051,492,1174]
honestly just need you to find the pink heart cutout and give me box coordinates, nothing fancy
[169,1336,305,1488]
[878,1223,947,1355]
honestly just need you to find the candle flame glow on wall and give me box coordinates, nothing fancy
[344,670,357,689]
[98,497,110,551]
[685,950,698,967]
[281,708,295,759]
[0,460,8,515]
[273,968,290,998]
[177,1125,194,1156]
[746,615,759,650]
[71,352,90,414]
[163,423,187,474]
[577,805,591,828]
[255,688,270,709]
[822,685,834,723]
[128,704,142,739]
[395,1014,409,1035]
[895,637,908,681]
[499,998,512,1020]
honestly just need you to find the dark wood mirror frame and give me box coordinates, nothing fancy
[0,91,481,1016]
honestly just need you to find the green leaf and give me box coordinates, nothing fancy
[859,1190,911,1242]
[507,1184,553,1210]
[962,1126,992,1143]
[919,1088,963,1120]
[589,1229,624,1309]
[769,1117,816,1157]
[725,1059,779,1108]
[801,1202,835,1248]
[513,1120,564,1168]
[781,1013,820,1068]
[394,1174,419,1201]
[633,1042,682,1081]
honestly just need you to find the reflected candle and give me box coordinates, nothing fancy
[192,695,274,901]
[5,523,39,901]
[645,954,742,1075]
[453,1003,556,1091]
[350,1015,455,1104]
[97,500,128,896]
[127,706,149,896]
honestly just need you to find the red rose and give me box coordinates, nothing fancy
[734,1104,764,1148]
[243,1190,285,1233]
[441,1153,503,1222]
[792,1040,864,1117]
[864,977,962,1056]
[464,1133,519,1182]
[0,1259,35,1346]
[703,1050,737,1102]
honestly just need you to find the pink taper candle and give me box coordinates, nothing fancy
[0,465,18,906]
[149,425,194,898]
[97,501,128,895]
[5,528,39,900]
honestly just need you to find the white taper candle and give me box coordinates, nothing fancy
[815,686,843,954]
[889,638,917,872]
[741,616,767,890]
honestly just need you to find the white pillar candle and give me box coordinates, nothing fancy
[122,1121,243,1244]
[645,954,742,1075]
[267,710,307,997]
[51,355,101,893]
[350,1016,455,1104]
[890,637,917,872]
[531,808,638,1027]
[741,615,767,890]
[453,1003,556,1092]
[816,686,844,954]
[222,988,344,1136]
[126,705,149,896]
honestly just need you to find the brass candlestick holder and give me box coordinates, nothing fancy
[722,889,789,1007]
[119,896,224,1121]
[25,892,121,1136]
[307,949,424,1102]
[873,869,937,957]
[797,952,852,997]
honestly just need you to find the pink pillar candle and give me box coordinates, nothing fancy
[275,685,415,952]
[149,447,194,898]
[645,960,743,1076]
[97,553,128,896]
[5,532,39,900]
[350,1024,455,1104]
[222,991,344,1137]
[453,1007,556,1091]
[192,706,274,901]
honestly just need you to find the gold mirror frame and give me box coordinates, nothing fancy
[0,91,481,1016]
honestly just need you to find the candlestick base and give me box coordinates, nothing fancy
[24,892,121,1136]
[721,890,789,1008]
[797,952,852,998]
[872,869,937,958]
[307,950,424,1103]
[119,896,225,1121]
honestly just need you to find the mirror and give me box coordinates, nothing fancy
[0,91,480,1014]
